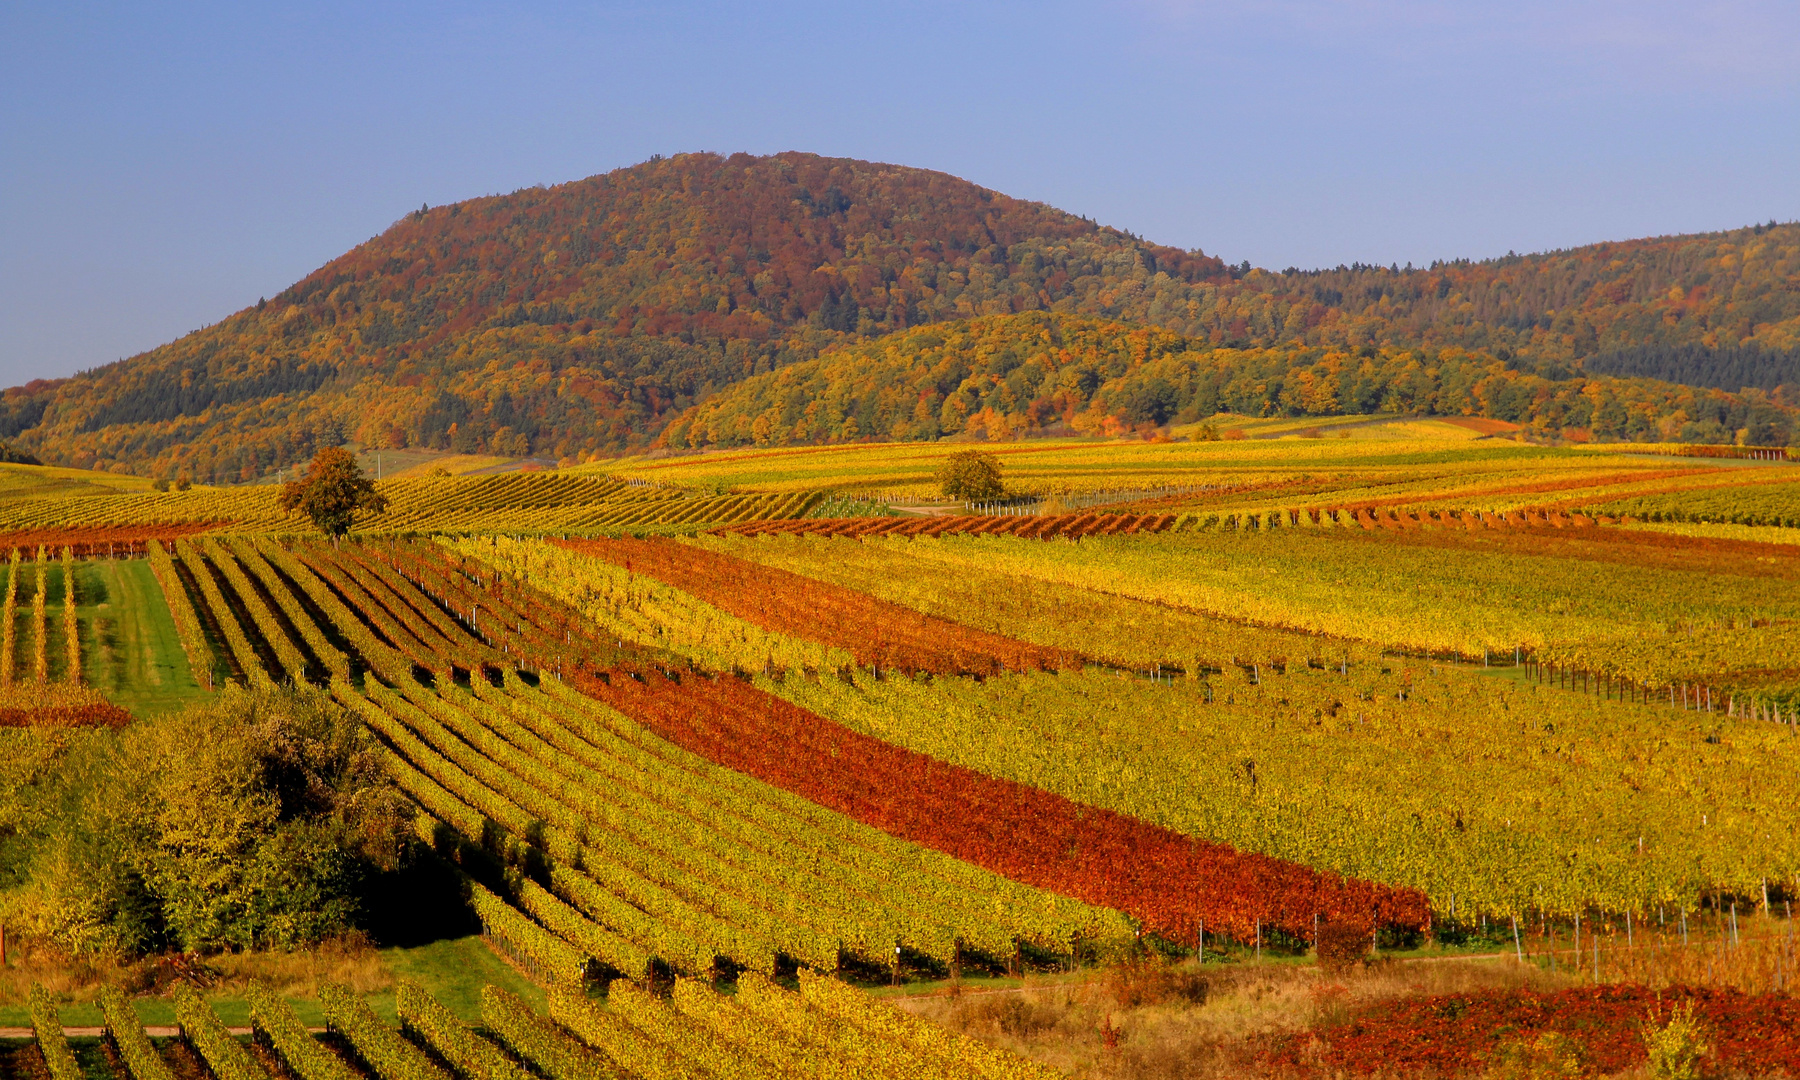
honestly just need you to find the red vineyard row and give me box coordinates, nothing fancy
[0,703,133,729]
[574,664,1428,943]
[1257,985,1800,1077]
[717,511,1185,541]
[554,537,1075,676]
[0,524,224,558]
[1315,507,1612,531]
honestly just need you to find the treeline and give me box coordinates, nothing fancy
[1581,342,1800,392]
[3,152,1796,480]
[664,312,1800,450]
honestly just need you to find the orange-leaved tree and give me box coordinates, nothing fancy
[279,447,388,537]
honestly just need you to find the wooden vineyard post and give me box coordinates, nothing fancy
[1513,915,1522,963]
[1196,919,1204,963]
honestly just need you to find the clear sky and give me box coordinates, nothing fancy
[3,1,1796,385]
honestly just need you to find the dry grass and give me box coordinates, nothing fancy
[896,955,1581,1080]
[0,935,390,1007]
[1592,919,1800,995]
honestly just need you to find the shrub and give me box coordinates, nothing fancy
[1643,1001,1712,1080]
[1100,955,1208,1009]
[1486,1031,1585,1080]
[10,685,410,954]
[1316,920,1370,973]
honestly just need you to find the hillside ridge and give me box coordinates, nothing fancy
[4,152,1797,479]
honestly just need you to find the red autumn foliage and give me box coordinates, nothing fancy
[554,537,1077,675]
[1257,985,1800,1077]
[0,524,222,558]
[574,665,1428,944]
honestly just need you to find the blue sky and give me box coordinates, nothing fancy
[3,1,1796,384]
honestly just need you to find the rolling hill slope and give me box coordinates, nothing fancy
[4,152,1797,480]
[668,311,1799,449]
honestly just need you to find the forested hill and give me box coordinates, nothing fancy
[3,149,1797,480]
[0,152,1224,481]
[666,312,1799,450]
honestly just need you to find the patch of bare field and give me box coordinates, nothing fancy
[0,935,389,1009]
[896,955,1583,1080]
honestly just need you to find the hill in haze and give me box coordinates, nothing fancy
[3,153,1797,480]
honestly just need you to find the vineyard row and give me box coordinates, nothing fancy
[718,506,1632,541]
[32,970,1047,1080]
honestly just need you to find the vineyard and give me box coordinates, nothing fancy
[743,527,1800,660]
[101,537,1193,979]
[574,661,1429,943]
[0,471,821,534]
[555,536,1078,675]
[23,971,1054,1080]
[4,433,1800,1080]
[719,506,1628,541]
[445,535,1797,921]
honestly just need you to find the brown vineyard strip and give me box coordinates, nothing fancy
[0,523,223,558]
[0,704,132,728]
[0,685,133,728]
[574,664,1430,944]
[554,537,1077,676]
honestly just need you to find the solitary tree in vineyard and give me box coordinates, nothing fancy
[937,449,1005,501]
[279,447,389,538]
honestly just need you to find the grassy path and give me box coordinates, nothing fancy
[79,558,208,716]
[0,936,541,1027]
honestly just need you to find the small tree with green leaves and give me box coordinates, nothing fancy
[279,447,389,538]
[936,449,1004,501]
